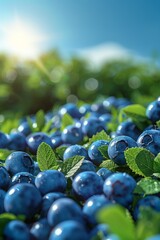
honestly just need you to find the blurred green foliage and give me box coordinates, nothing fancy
[0,50,159,116]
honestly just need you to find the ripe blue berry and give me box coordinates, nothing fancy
[47,198,84,227]
[108,136,137,165]
[10,172,35,187]
[103,172,136,207]
[30,218,51,240]
[61,125,83,144]
[4,220,30,240]
[4,183,42,219]
[35,170,67,195]
[82,116,106,137]
[5,151,34,176]
[63,144,88,160]
[116,121,141,141]
[88,140,109,165]
[0,167,11,190]
[49,220,88,240]
[8,132,26,151]
[0,132,9,149]
[72,171,103,201]
[137,129,160,156]
[146,99,160,123]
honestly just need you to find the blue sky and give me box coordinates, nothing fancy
[0,0,160,60]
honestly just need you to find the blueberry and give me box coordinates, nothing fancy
[134,196,160,220]
[91,103,108,115]
[10,172,35,187]
[47,198,84,227]
[0,189,6,214]
[0,132,9,149]
[18,121,31,136]
[108,136,137,165]
[89,224,109,239]
[63,144,89,160]
[0,167,11,190]
[88,140,109,165]
[79,104,91,116]
[99,113,112,124]
[72,171,103,201]
[59,103,82,119]
[83,194,111,225]
[146,99,160,123]
[82,117,106,138]
[30,218,51,240]
[4,183,42,219]
[33,161,41,176]
[116,121,141,141]
[41,192,65,217]
[137,130,160,156]
[61,125,83,144]
[103,172,136,207]
[26,132,53,154]
[51,135,63,148]
[35,170,67,195]
[8,132,26,151]
[4,220,30,240]
[97,168,113,181]
[5,151,34,176]
[49,220,88,240]
[72,160,96,179]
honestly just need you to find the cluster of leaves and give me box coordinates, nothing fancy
[0,50,160,116]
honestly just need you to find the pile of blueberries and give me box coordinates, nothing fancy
[0,96,160,240]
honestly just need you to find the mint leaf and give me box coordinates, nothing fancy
[61,113,74,131]
[156,120,160,128]
[125,147,155,177]
[136,207,160,240]
[0,149,13,161]
[99,159,119,171]
[134,177,160,195]
[119,104,149,129]
[98,145,109,159]
[97,205,135,240]
[61,156,84,178]
[37,142,59,171]
[42,119,54,133]
[87,130,111,147]
[36,110,46,131]
[56,146,68,160]
[154,153,160,173]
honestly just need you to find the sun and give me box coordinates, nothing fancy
[2,17,46,59]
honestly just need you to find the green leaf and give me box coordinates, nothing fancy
[56,146,68,160]
[136,207,160,240]
[134,177,160,195]
[98,145,109,159]
[87,130,111,148]
[97,205,135,240]
[125,147,155,177]
[119,104,149,129]
[61,156,84,178]
[99,159,118,171]
[26,116,35,132]
[0,213,17,237]
[153,153,160,172]
[42,119,54,133]
[61,113,74,131]
[36,110,46,131]
[37,142,59,171]
[156,120,160,128]
[0,149,13,161]
[0,118,19,134]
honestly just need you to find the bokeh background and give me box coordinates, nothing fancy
[0,0,160,116]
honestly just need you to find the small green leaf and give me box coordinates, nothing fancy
[98,145,109,159]
[97,205,135,240]
[136,207,160,240]
[61,156,84,178]
[61,113,74,131]
[99,159,118,171]
[87,130,111,148]
[0,149,13,161]
[156,120,160,128]
[125,147,155,177]
[0,118,19,134]
[56,146,68,160]
[119,104,149,129]
[154,153,160,173]
[42,119,54,133]
[134,177,160,195]
[36,110,46,131]
[27,117,35,132]
[37,142,59,171]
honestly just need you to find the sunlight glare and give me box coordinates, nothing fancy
[2,17,46,59]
